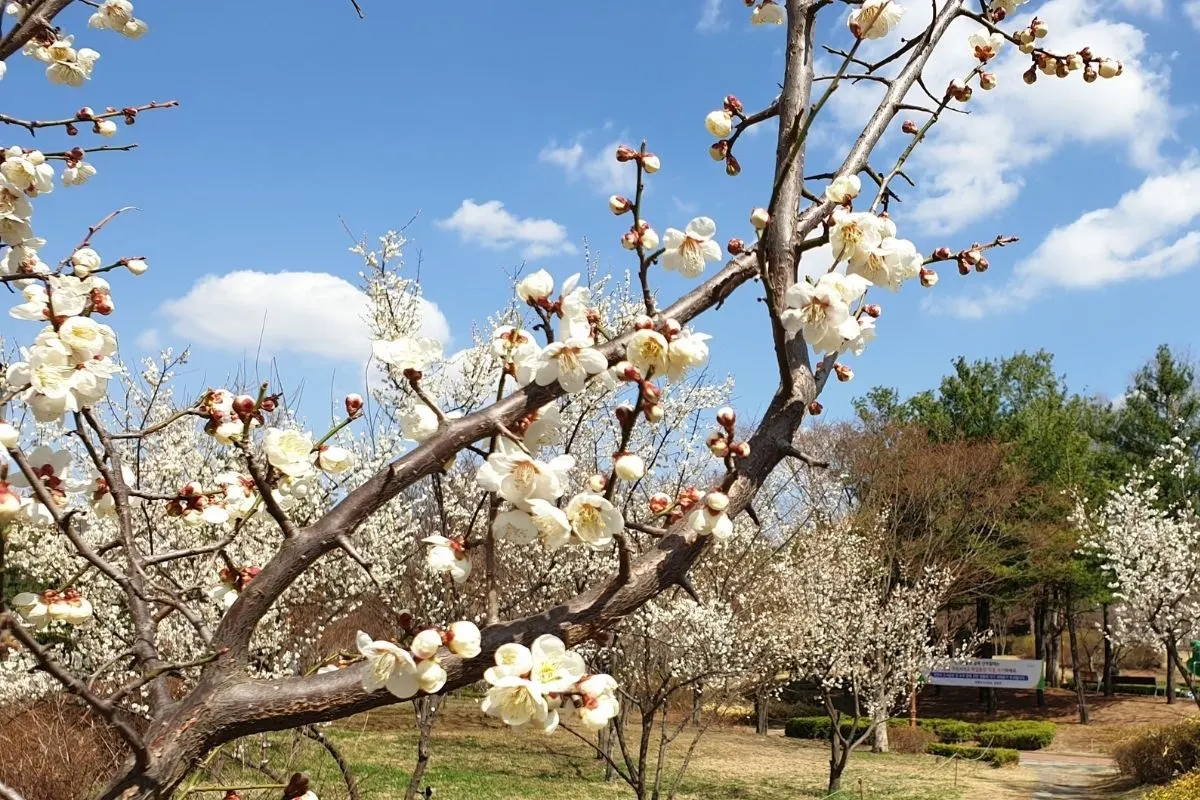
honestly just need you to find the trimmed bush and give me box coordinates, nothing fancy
[976,721,1056,750]
[889,725,936,754]
[924,718,979,744]
[783,716,872,740]
[927,743,1020,767]
[1114,722,1200,784]
[1146,771,1200,800]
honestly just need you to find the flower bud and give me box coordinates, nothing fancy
[919,267,939,287]
[750,208,770,231]
[864,303,882,318]
[345,393,364,417]
[633,315,654,331]
[727,237,745,255]
[730,441,751,459]
[621,231,639,250]
[957,259,971,276]
[709,140,729,162]
[974,256,990,273]
[588,474,608,493]
[1098,59,1122,79]
[834,363,854,382]
[1066,53,1084,71]
[614,453,646,481]
[1083,66,1098,83]
[705,109,733,138]
[1019,40,1036,54]
[716,406,736,428]
[411,628,442,660]
[1031,18,1048,38]
[640,226,660,251]
[807,400,824,416]
[233,394,256,416]
[932,246,952,260]
[609,195,632,215]
[662,318,682,338]
[615,404,636,425]
[621,363,643,382]
[704,491,730,513]
[124,257,149,275]
[0,423,17,449]
[725,154,740,176]
[648,492,672,515]
[1023,66,1038,85]
[95,119,117,137]
[181,481,203,497]
[902,120,919,135]
[723,94,744,115]
[77,106,95,120]
[645,403,665,423]
[260,396,278,412]
[707,432,728,457]
[615,145,639,162]
[980,72,997,91]
[641,153,661,173]
[0,481,20,519]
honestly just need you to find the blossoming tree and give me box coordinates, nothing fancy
[0,0,1122,797]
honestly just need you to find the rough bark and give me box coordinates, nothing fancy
[1167,639,1178,705]
[1034,598,1047,707]
[1102,604,1115,698]
[1065,592,1088,725]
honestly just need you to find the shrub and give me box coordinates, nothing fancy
[976,721,1056,750]
[923,718,979,744]
[927,743,1020,767]
[783,716,872,741]
[1114,722,1200,784]
[0,695,126,800]
[1146,771,1200,800]
[889,725,936,754]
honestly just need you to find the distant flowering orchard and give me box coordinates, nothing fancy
[0,0,1121,798]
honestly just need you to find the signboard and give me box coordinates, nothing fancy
[925,659,1043,689]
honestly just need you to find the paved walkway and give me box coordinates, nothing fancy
[1019,752,1121,799]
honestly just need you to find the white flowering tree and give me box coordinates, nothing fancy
[786,519,960,794]
[1077,438,1200,710]
[0,1,1123,798]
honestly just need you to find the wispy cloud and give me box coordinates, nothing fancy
[539,136,627,194]
[696,0,728,32]
[436,199,578,259]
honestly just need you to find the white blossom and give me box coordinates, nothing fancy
[661,217,722,279]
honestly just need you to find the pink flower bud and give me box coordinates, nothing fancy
[730,441,751,458]
[975,256,990,273]
[345,393,364,416]
[807,400,824,416]
[641,153,661,173]
[609,195,633,215]
[980,72,998,90]
[707,432,728,457]
[649,492,672,515]
[181,481,203,497]
[622,364,643,382]
[621,231,639,250]
[834,363,854,382]
[727,237,745,255]
[615,145,639,162]
[902,120,919,135]
[662,318,682,338]
[588,474,608,493]
[723,95,744,115]
[716,406,736,428]
[645,404,665,423]
[919,267,939,287]
[864,304,882,318]
[233,394,256,416]
[1031,18,1048,38]
[709,140,729,162]
[0,481,21,519]
[932,246,952,260]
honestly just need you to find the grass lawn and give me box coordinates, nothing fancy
[191,701,1037,800]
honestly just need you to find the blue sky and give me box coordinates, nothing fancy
[5,0,1198,425]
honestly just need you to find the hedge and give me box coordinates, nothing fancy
[927,743,1020,767]
[1146,771,1200,800]
[784,716,873,740]
[976,721,1056,750]
[1114,721,1200,784]
[919,718,978,744]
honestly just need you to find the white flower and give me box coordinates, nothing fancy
[665,329,711,382]
[208,581,239,608]
[661,217,722,279]
[830,208,889,264]
[751,1,785,25]
[849,0,904,39]
[492,325,540,369]
[848,237,923,291]
[47,593,93,625]
[626,329,669,377]
[372,336,442,372]
[0,239,45,284]
[0,180,33,243]
[411,628,443,660]
[95,119,117,137]
[422,534,471,584]
[1,147,53,195]
[57,315,111,358]
[969,32,1004,62]
[534,339,608,394]
[527,635,586,693]
[522,404,561,455]
[780,273,869,355]
[482,675,549,729]
[842,315,877,357]
[6,338,91,421]
[577,673,621,731]
[485,642,534,683]
[825,174,862,204]
[614,453,645,481]
[11,592,50,628]
[527,498,572,551]
[40,39,100,86]
[447,621,482,659]
[399,403,440,442]
[688,503,734,541]
[476,438,573,504]
[263,429,315,478]
[125,257,148,275]
[0,423,18,449]
[315,445,355,474]
[493,508,539,545]
[416,659,447,693]
[356,631,419,698]
[89,0,147,37]
[517,269,555,303]
[566,492,623,550]
[705,110,733,138]
[62,160,97,186]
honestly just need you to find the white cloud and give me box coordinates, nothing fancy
[672,196,699,214]
[1186,0,1200,30]
[159,271,450,362]
[825,0,1177,235]
[696,0,728,32]
[1112,0,1163,15]
[934,163,1200,317]
[538,137,627,194]
[435,199,577,259]
[134,328,161,351]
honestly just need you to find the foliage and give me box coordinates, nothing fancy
[1146,771,1200,800]
[925,743,1019,767]
[887,725,936,755]
[974,721,1055,750]
[1113,721,1200,785]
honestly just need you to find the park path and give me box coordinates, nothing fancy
[1019,751,1121,799]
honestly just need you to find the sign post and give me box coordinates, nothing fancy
[925,659,1044,690]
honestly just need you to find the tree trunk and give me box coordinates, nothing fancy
[1065,592,1088,725]
[1167,640,1178,705]
[404,696,442,800]
[909,678,918,728]
[1046,605,1061,689]
[976,597,996,714]
[754,687,769,735]
[828,724,845,795]
[1034,598,1047,708]
[872,710,889,754]
[1102,604,1115,697]
[690,685,702,725]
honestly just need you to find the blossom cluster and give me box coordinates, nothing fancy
[355,621,482,699]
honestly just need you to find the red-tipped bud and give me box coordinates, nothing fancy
[716,406,736,428]
[980,72,998,90]
[633,315,655,331]
[641,153,661,173]
[723,94,744,115]
[233,394,256,416]
[345,393,364,417]
[615,404,636,425]
[729,441,751,459]
[648,492,672,515]
[609,195,633,215]
[645,404,665,423]
[709,140,729,162]
[725,154,741,177]
[615,145,639,162]
[932,246,952,260]
[807,400,824,416]
[662,317,682,338]
[919,267,939,287]
[727,237,745,255]
[834,363,854,382]
[902,120,919,135]
[587,474,608,493]
[181,481,203,497]
[260,396,278,412]
[707,432,729,458]
[864,304,882,318]
[975,256,990,273]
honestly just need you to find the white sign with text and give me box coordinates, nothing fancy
[925,659,1043,689]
